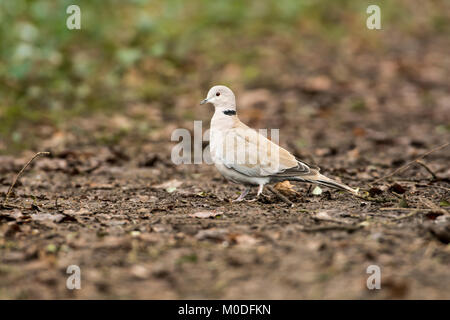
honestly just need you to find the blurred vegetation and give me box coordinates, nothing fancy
[0,0,448,153]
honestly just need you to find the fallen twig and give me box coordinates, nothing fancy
[266,185,294,207]
[431,185,450,192]
[311,215,354,224]
[380,207,435,211]
[392,210,422,221]
[419,198,448,215]
[375,207,424,220]
[380,206,448,212]
[2,151,50,208]
[379,205,449,220]
[372,142,449,184]
[415,160,437,180]
[299,224,363,232]
[352,192,396,203]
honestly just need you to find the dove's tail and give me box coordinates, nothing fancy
[293,173,359,195]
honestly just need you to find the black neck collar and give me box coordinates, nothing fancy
[223,110,236,116]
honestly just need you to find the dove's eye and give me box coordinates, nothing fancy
[216,92,220,96]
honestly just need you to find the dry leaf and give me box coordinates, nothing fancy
[312,186,323,195]
[233,234,258,246]
[196,229,227,241]
[189,211,222,219]
[154,179,183,193]
[31,213,65,223]
[315,211,332,219]
[274,181,298,197]
[130,265,150,279]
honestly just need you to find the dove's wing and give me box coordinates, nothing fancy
[216,121,315,177]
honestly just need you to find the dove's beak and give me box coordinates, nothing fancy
[200,98,208,105]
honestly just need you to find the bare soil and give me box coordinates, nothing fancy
[1,35,449,300]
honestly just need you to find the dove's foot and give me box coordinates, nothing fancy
[256,184,264,197]
[246,194,270,203]
[245,185,266,202]
[232,187,250,202]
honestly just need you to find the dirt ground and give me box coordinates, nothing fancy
[1,35,450,299]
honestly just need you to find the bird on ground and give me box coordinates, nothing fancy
[201,85,358,202]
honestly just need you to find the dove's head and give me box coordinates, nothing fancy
[200,85,236,110]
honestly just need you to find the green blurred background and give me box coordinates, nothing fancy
[0,0,449,153]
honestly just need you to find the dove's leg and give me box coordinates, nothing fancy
[233,187,251,202]
[246,184,264,202]
[256,184,264,196]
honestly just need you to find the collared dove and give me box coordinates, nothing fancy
[201,85,358,202]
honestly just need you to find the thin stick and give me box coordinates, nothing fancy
[380,207,434,211]
[415,160,437,180]
[266,185,294,207]
[2,152,50,207]
[372,142,449,184]
[352,193,394,203]
[431,185,450,192]
[378,207,429,211]
[419,198,447,215]
[392,210,421,221]
[378,207,425,220]
[299,224,363,232]
[311,215,354,225]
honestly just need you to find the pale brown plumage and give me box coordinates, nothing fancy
[203,85,358,201]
